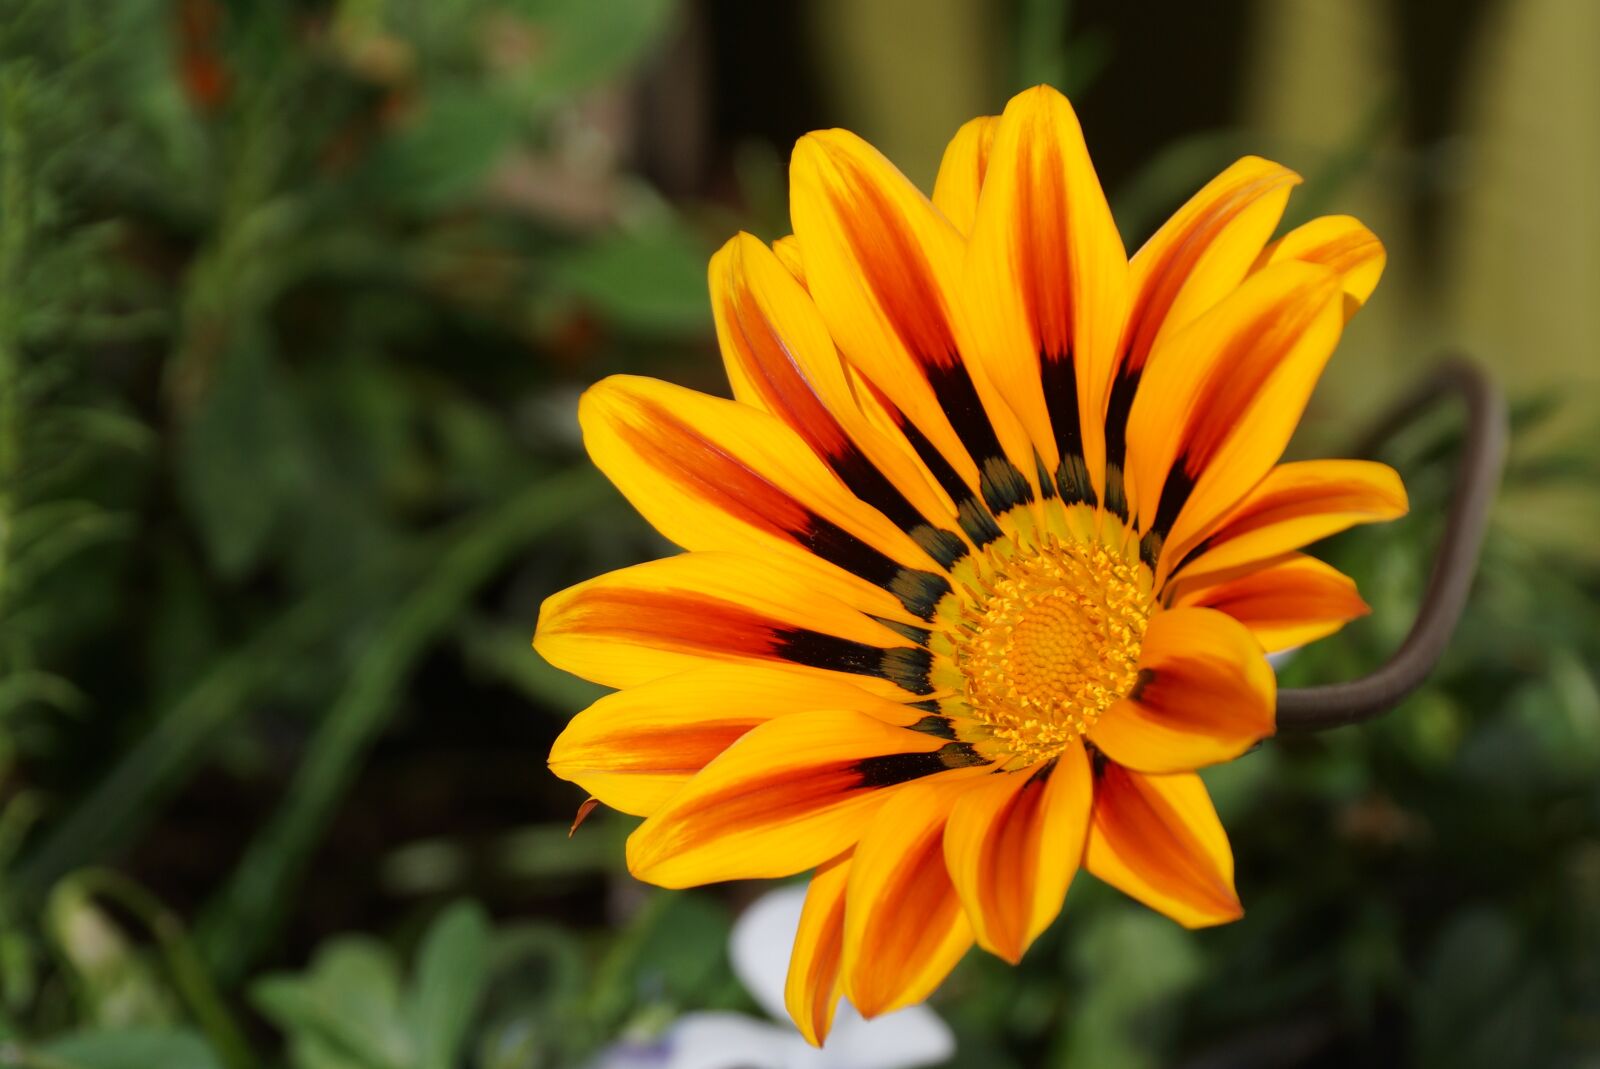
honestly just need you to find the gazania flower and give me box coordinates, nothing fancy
[538,85,1407,1045]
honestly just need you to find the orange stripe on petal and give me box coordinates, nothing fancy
[842,781,974,1017]
[1175,554,1370,653]
[963,85,1128,504]
[1256,214,1385,320]
[1175,459,1408,581]
[582,374,953,619]
[942,745,1092,963]
[1088,607,1275,774]
[787,851,852,1046]
[625,710,982,888]
[1124,261,1345,581]
[548,665,922,816]
[791,129,1039,531]
[535,553,934,697]
[711,235,972,571]
[1085,765,1242,928]
[1123,157,1301,370]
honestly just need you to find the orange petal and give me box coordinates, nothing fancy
[1088,607,1275,774]
[1255,214,1385,320]
[1123,261,1345,583]
[548,664,924,816]
[1102,157,1299,515]
[1173,553,1370,653]
[625,709,986,888]
[931,114,998,236]
[942,746,1093,963]
[962,85,1129,505]
[841,781,975,1016]
[1123,157,1301,370]
[1085,764,1242,928]
[1173,458,1408,582]
[711,233,973,572]
[786,851,853,1046]
[534,552,937,698]
[790,128,1040,537]
[581,373,953,620]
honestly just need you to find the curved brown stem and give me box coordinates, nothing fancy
[1275,356,1508,732]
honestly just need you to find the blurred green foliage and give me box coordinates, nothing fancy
[0,1,1596,1067]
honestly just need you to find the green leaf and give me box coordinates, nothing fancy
[369,86,522,211]
[590,891,734,1028]
[251,938,412,1069]
[35,1029,222,1069]
[1055,906,1201,1069]
[176,327,307,578]
[544,213,711,336]
[501,0,677,106]
[409,901,491,1069]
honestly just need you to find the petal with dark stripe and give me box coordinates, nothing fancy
[786,851,852,1046]
[548,665,925,817]
[942,745,1092,963]
[1102,157,1300,516]
[1088,607,1275,774]
[712,234,972,571]
[625,709,988,888]
[1085,764,1242,928]
[963,85,1129,506]
[534,552,941,698]
[1172,459,1408,582]
[582,374,953,619]
[842,781,975,1017]
[791,128,1040,534]
[1173,554,1370,653]
[1123,261,1345,581]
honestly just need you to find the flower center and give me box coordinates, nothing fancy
[954,538,1151,766]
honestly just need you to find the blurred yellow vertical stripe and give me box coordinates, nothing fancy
[1243,0,1407,427]
[1448,0,1600,394]
[804,0,999,190]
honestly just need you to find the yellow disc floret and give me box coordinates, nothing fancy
[954,537,1152,767]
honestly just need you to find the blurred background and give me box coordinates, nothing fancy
[1,0,1597,1066]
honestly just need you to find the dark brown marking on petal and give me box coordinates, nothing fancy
[852,742,987,788]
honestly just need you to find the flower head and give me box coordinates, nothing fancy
[540,85,1407,1045]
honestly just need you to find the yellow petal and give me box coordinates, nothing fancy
[1102,156,1299,516]
[771,233,807,288]
[841,781,975,1017]
[1255,214,1385,320]
[548,665,923,816]
[625,709,985,888]
[582,374,953,620]
[1088,607,1275,774]
[790,128,1040,539]
[1172,553,1370,653]
[787,851,852,1046]
[1124,157,1301,365]
[1123,261,1345,583]
[942,745,1092,963]
[534,552,937,698]
[1085,765,1242,928]
[931,114,998,236]
[711,233,973,572]
[962,85,1129,504]
[1172,458,1408,582]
